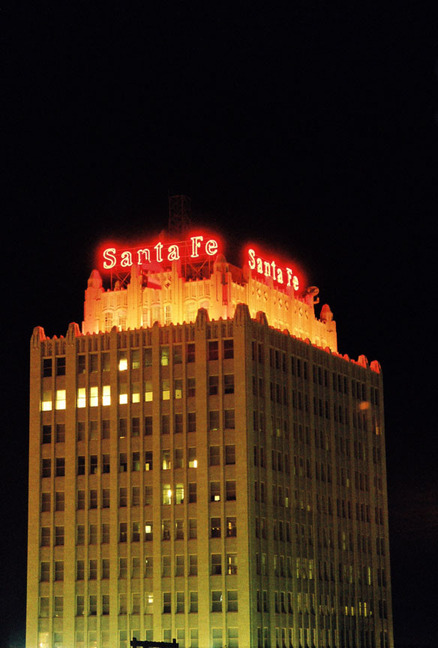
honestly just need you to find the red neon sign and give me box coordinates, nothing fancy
[100,234,220,271]
[246,245,301,291]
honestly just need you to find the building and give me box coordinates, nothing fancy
[27,226,393,648]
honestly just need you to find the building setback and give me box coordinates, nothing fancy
[27,231,393,648]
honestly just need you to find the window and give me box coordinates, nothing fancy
[187,343,195,363]
[226,517,237,537]
[102,488,111,507]
[43,358,52,377]
[226,480,236,501]
[144,416,152,436]
[210,445,220,465]
[162,485,172,505]
[76,595,84,616]
[89,490,98,509]
[89,524,97,544]
[144,380,153,402]
[176,591,185,613]
[132,486,140,506]
[55,491,65,511]
[189,518,197,539]
[162,379,170,400]
[145,451,153,471]
[102,385,111,406]
[225,445,236,464]
[209,410,220,431]
[119,523,128,543]
[54,596,63,617]
[89,559,97,580]
[223,339,234,359]
[211,554,221,575]
[77,525,85,545]
[211,518,221,538]
[175,519,184,540]
[55,526,64,546]
[175,554,184,576]
[89,455,98,474]
[42,425,51,444]
[132,521,140,542]
[56,424,65,443]
[209,341,219,361]
[174,413,183,434]
[188,448,197,469]
[228,628,238,648]
[77,387,86,408]
[119,558,128,578]
[119,487,127,507]
[55,389,66,410]
[163,592,171,613]
[77,456,85,475]
[42,458,51,478]
[175,483,184,504]
[51,560,62,582]
[102,559,110,578]
[162,449,171,470]
[174,379,183,399]
[102,595,110,615]
[224,409,235,429]
[40,561,50,582]
[187,377,196,397]
[162,555,171,577]
[41,492,51,512]
[212,590,222,612]
[144,556,153,578]
[209,375,219,395]
[144,523,153,541]
[190,591,198,613]
[132,451,140,471]
[118,352,128,371]
[189,554,198,576]
[224,374,235,394]
[210,482,221,502]
[187,412,196,432]
[228,591,238,612]
[161,414,170,434]
[162,519,171,540]
[227,553,237,575]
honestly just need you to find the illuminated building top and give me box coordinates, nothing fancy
[83,230,339,353]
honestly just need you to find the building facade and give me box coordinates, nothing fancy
[27,231,393,648]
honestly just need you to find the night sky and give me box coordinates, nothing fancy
[3,3,438,647]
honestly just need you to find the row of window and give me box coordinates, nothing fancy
[42,444,235,477]
[41,552,238,582]
[40,517,238,546]
[39,589,238,617]
[38,628,208,648]
[42,339,235,378]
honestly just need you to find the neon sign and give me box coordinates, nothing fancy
[101,235,220,271]
[247,247,300,291]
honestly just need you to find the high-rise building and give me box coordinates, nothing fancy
[27,226,393,648]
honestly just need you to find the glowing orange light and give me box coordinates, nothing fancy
[244,243,305,292]
[98,232,223,273]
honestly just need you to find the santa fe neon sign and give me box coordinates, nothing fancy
[247,247,300,291]
[99,234,301,292]
[101,235,219,270]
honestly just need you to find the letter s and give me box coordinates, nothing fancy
[103,248,116,269]
[248,248,256,270]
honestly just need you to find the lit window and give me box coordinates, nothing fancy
[160,346,169,366]
[144,380,153,402]
[77,388,86,408]
[175,483,184,504]
[89,386,98,407]
[102,385,111,406]
[118,352,128,371]
[55,389,66,410]
[131,383,140,403]
[162,485,172,505]
[41,391,52,411]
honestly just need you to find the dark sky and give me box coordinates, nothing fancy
[3,3,438,647]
